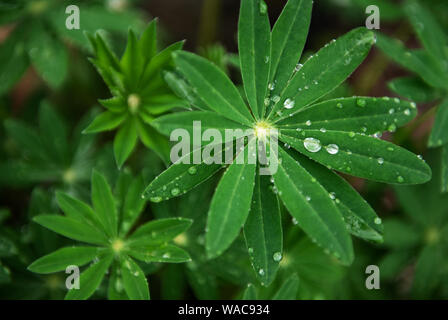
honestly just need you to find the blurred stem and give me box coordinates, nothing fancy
[355,22,412,95]
[197,0,221,47]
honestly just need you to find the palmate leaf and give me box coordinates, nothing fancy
[206,143,257,259]
[65,253,114,300]
[279,129,431,185]
[238,0,271,119]
[272,147,354,264]
[267,27,376,119]
[244,172,282,286]
[28,247,100,274]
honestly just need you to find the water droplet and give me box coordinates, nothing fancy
[273,252,282,262]
[357,99,366,107]
[388,124,397,132]
[162,253,171,259]
[374,217,382,225]
[258,269,265,276]
[295,63,303,72]
[188,167,197,175]
[306,120,312,126]
[171,188,180,196]
[264,56,269,63]
[344,57,352,65]
[410,102,417,108]
[349,132,355,138]
[377,158,384,165]
[404,109,411,116]
[283,98,295,109]
[272,95,281,103]
[394,98,400,103]
[304,137,322,153]
[292,217,299,225]
[248,247,254,254]
[305,196,311,201]
[320,128,327,133]
[397,176,404,183]
[336,103,343,109]
[325,144,339,155]
[389,108,395,114]
[329,192,336,200]
[150,196,162,203]
[268,82,275,91]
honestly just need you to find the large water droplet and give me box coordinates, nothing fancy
[304,137,322,153]
[273,252,282,262]
[283,98,295,109]
[325,144,339,155]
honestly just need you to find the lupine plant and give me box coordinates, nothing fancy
[83,20,186,167]
[376,0,448,193]
[143,0,431,286]
[0,0,142,94]
[28,170,192,299]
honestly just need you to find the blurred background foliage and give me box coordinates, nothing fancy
[0,0,447,299]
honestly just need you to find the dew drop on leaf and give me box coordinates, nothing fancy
[150,196,162,203]
[304,137,321,153]
[273,252,282,262]
[377,158,384,165]
[283,98,295,109]
[397,176,404,183]
[374,218,382,225]
[188,166,197,175]
[357,99,366,107]
[325,144,339,155]
[259,0,267,14]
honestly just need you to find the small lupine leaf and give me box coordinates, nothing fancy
[388,76,442,103]
[142,94,186,115]
[33,215,108,246]
[428,98,448,148]
[238,0,271,119]
[270,0,312,99]
[244,172,282,286]
[206,144,257,259]
[152,111,250,138]
[276,97,417,134]
[404,0,448,62]
[120,29,142,90]
[120,257,150,300]
[268,27,375,119]
[272,147,354,265]
[130,218,193,245]
[293,151,383,242]
[83,111,127,134]
[138,19,158,62]
[279,129,432,184]
[376,33,448,89]
[114,118,138,168]
[4,119,45,161]
[56,191,102,227]
[91,170,118,238]
[173,51,254,126]
[135,118,171,163]
[121,175,146,235]
[272,273,300,300]
[65,253,114,300]
[28,247,100,274]
[128,244,191,263]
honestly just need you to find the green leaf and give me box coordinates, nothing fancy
[91,170,118,237]
[128,244,191,263]
[173,51,254,126]
[404,0,448,62]
[163,71,210,111]
[244,173,282,286]
[238,0,271,119]
[272,273,300,300]
[294,152,383,242]
[139,19,158,62]
[135,118,170,163]
[120,29,142,90]
[206,144,256,259]
[276,97,417,133]
[38,102,68,162]
[442,146,448,193]
[242,284,257,300]
[33,215,108,246]
[65,253,114,300]
[56,191,101,227]
[272,147,354,264]
[270,0,312,99]
[4,119,45,160]
[27,22,68,88]
[152,111,249,138]
[99,97,126,113]
[0,25,28,95]
[376,33,448,89]
[382,219,420,249]
[130,218,193,245]
[279,129,432,184]
[428,99,448,148]
[83,111,127,134]
[120,257,150,300]
[114,118,138,168]
[268,28,375,119]
[412,245,442,298]
[28,247,100,274]
[121,175,146,235]
[388,77,441,103]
